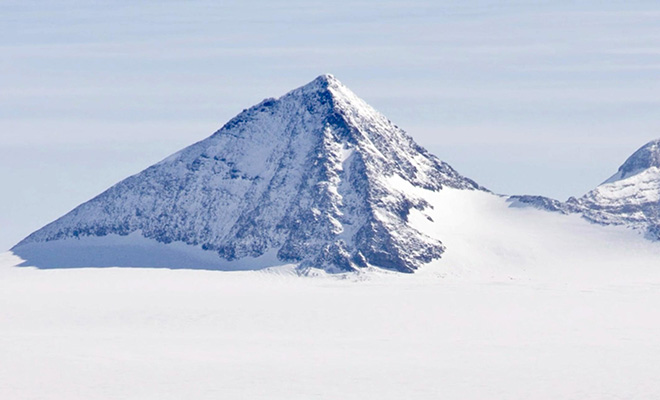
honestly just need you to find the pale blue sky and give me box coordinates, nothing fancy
[2,1,660,250]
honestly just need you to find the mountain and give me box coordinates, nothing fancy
[510,139,660,239]
[12,74,483,273]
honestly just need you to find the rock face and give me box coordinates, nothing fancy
[14,74,483,273]
[511,139,660,239]
[507,195,575,215]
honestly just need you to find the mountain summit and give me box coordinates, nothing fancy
[13,74,482,273]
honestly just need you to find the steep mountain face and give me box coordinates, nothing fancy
[511,139,660,239]
[14,74,483,273]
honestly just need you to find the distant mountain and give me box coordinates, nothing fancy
[13,74,483,273]
[511,139,660,239]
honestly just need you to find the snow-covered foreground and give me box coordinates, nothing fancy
[2,259,660,399]
[3,189,660,399]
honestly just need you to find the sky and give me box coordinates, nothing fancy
[1,0,660,250]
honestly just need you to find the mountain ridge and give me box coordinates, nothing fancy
[510,138,660,239]
[13,75,659,273]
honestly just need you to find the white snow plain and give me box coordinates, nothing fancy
[3,188,660,399]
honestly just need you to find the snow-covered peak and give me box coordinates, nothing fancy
[310,73,339,85]
[278,73,346,101]
[13,74,483,273]
[603,139,660,184]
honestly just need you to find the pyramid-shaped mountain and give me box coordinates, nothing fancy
[511,138,660,239]
[13,74,483,273]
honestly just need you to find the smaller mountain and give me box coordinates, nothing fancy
[510,139,660,239]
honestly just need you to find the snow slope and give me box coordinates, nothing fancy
[12,74,481,273]
[2,188,660,400]
[411,186,660,284]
